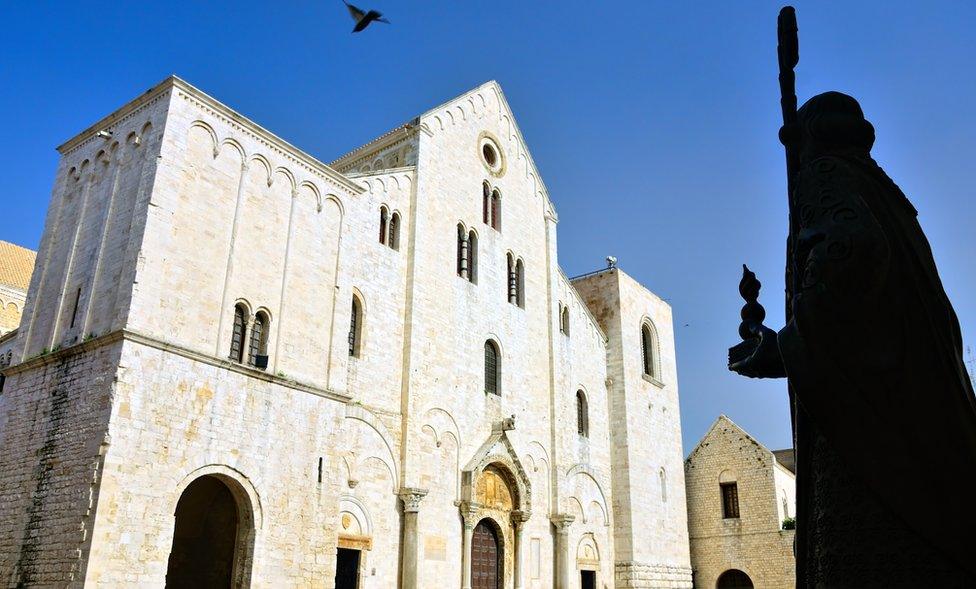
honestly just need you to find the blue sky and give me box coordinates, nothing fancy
[3,1,974,453]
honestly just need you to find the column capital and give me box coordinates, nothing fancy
[458,500,482,529]
[512,509,531,527]
[550,513,575,533]
[398,487,428,513]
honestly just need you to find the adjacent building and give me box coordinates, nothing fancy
[684,415,796,589]
[0,77,693,588]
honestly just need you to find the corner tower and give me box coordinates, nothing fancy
[573,266,692,588]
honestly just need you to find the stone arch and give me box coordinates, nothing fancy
[168,465,262,588]
[219,138,246,164]
[189,120,219,157]
[639,316,662,380]
[272,166,296,193]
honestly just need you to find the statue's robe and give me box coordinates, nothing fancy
[778,154,976,588]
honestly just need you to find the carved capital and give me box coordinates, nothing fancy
[512,509,531,529]
[550,513,575,533]
[459,500,482,529]
[398,487,428,513]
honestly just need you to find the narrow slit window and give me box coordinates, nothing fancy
[483,181,491,225]
[457,224,468,279]
[515,259,525,308]
[69,288,82,329]
[379,207,389,245]
[491,189,501,231]
[467,230,478,283]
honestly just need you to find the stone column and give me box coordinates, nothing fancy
[399,487,428,589]
[512,510,530,589]
[550,514,575,589]
[460,501,480,589]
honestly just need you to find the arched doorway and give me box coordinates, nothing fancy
[471,519,501,589]
[716,569,754,589]
[166,475,254,588]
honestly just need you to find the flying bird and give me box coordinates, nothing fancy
[344,1,390,33]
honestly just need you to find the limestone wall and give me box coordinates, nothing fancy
[573,269,693,588]
[684,416,796,589]
[0,338,120,585]
[15,93,167,362]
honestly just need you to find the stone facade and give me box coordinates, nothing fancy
[684,415,796,589]
[0,77,692,588]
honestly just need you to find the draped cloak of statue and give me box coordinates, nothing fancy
[742,92,976,587]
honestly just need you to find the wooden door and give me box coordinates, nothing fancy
[471,521,500,589]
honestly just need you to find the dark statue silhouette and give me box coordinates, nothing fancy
[729,7,976,587]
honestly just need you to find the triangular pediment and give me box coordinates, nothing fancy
[460,419,533,516]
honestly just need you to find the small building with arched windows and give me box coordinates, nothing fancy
[684,415,796,589]
[0,77,692,588]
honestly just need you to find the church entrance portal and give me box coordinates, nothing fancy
[471,519,501,589]
[334,548,361,589]
[165,474,253,589]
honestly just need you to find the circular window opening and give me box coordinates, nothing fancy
[482,143,498,167]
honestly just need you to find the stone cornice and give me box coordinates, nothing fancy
[2,328,351,404]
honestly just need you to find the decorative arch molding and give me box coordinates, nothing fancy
[338,493,374,537]
[219,137,247,164]
[189,120,219,156]
[577,533,601,568]
[273,166,297,193]
[565,463,610,527]
[421,407,461,500]
[344,404,400,489]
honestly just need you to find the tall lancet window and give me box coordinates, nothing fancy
[230,303,248,362]
[247,311,269,369]
[491,189,501,231]
[515,259,525,308]
[485,340,500,395]
[576,390,589,437]
[389,212,400,251]
[467,230,478,283]
[457,224,469,279]
[349,295,363,357]
[379,206,389,245]
[483,181,491,225]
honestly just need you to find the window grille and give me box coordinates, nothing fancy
[230,304,247,362]
[349,297,362,357]
[389,212,400,250]
[248,312,268,368]
[379,207,388,245]
[721,482,740,518]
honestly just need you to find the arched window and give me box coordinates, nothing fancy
[561,306,570,335]
[457,224,470,279]
[467,230,478,283]
[389,212,400,251]
[576,390,588,437]
[485,340,500,395]
[379,206,389,245]
[641,321,658,379]
[349,296,363,357]
[483,181,491,225]
[230,303,248,362]
[491,189,501,231]
[716,569,754,589]
[515,259,525,308]
[247,311,269,369]
[659,468,668,503]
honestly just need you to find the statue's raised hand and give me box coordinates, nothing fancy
[729,324,786,378]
